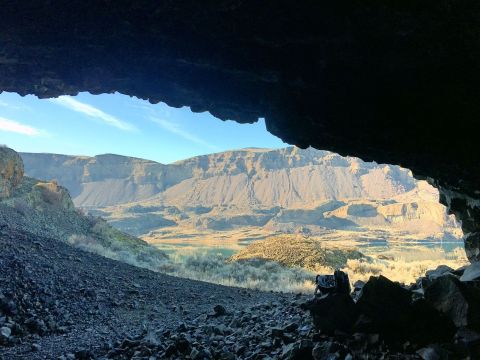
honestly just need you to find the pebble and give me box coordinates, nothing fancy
[0,326,11,338]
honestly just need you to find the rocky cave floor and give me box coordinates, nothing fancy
[1,225,480,359]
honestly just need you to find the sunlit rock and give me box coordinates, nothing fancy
[0,146,24,198]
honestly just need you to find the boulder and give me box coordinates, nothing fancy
[454,327,480,357]
[424,275,480,330]
[408,299,456,346]
[30,181,75,211]
[353,280,365,291]
[356,275,413,340]
[312,341,349,360]
[301,293,358,333]
[281,339,314,360]
[0,146,24,198]
[416,345,449,360]
[213,304,227,316]
[460,262,480,282]
[425,265,454,281]
[465,233,480,263]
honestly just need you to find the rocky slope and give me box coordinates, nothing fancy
[1,225,479,359]
[21,147,461,240]
[1,147,167,269]
[0,226,311,359]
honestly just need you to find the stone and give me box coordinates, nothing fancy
[416,345,449,360]
[176,337,192,355]
[283,323,299,333]
[143,331,160,347]
[281,340,314,360]
[177,322,188,332]
[190,348,200,359]
[31,181,75,211]
[424,274,480,329]
[74,349,94,360]
[312,342,348,360]
[454,327,480,357]
[460,262,480,282]
[219,352,235,360]
[213,304,227,316]
[352,280,365,291]
[235,344,246,356]
[408,299,456,345]
[301,293,358,333]
[0,147,24,199]
[356,275,412,341]
[465,233,480,263]
[425,265,454,281]
[0,326,11,338]
[270,327,284,338]
[165,344,176,357]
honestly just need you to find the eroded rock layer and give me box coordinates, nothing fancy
[1,1,479,258]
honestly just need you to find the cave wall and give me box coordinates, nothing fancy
[1,1,479,260]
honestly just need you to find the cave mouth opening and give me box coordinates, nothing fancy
[0,91,467,289]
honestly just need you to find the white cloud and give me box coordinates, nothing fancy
[0,99,26,111]
[151,117,218,150]
[50,96,136,131]
[0,117,44,136]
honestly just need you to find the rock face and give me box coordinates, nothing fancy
[21,153,167,206]
[1,1,479,260]
[31,181,75,211]
[21,148,421,208]
[0,147,167,270]
[0,147,24,198]
[21,148,461,240]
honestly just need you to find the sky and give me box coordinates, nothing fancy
[0,92,287,163]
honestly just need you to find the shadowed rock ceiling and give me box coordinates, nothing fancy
[1,1,479,260]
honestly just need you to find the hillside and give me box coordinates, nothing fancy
[21,147,462,240]
[22,147,419,208]
[0,146,167,269]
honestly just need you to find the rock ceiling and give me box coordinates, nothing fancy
[1,1,479,260]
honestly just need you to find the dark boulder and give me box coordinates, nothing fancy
[281,339,314,360]
[176,337,192,355]
[312,341,350,360]
[408,299,456,346]
[454,327,480,357]
[356,275,412,341]
[416,345,450,360]
[301,293,358,333]
[424,275,480,330]
[213,304,227,316]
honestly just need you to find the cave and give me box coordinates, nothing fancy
[1,1,479,262]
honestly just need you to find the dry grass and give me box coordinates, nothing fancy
[70,230,468,294]
[166,251,316,293]
[342,247,467,284]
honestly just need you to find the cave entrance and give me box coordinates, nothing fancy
[0,91,466,291]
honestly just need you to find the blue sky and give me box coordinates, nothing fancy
[0,92,287,163]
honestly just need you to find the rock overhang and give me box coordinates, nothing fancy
[1,1,479,259]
